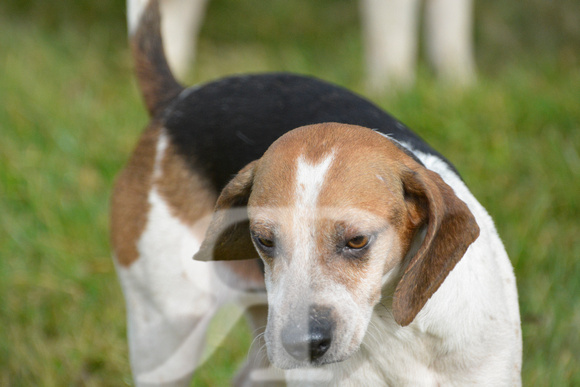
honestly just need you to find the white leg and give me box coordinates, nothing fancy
[125,293,219,387]
[360,0,420,92]
[160,0,209,79]
[117,259,221,386]
[115,189,226,386]
[424,0,476,85]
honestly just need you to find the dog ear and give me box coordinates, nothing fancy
[193,161,259,262]
[392,166,480,326]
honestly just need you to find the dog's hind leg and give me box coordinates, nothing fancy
[113,184,223,386]
[111,127,226,386]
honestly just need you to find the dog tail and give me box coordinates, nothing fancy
[128,0,184,117]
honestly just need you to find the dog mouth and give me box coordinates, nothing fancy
[267,344,351,370]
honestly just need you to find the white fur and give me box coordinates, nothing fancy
[292,153,336,268]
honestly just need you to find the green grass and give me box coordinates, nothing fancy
[1,0,579,385]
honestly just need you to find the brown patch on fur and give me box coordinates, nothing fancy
[156,140,217,230]
[110,123,161,267]
[248,146,299,210]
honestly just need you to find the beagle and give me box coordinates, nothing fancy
[112,1,521,385]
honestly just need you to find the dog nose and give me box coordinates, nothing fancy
[281,305,334,362]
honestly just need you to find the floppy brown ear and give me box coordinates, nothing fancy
[392,166,480,326]
[193,161,259,262]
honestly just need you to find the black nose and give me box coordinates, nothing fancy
[281,305,334,362]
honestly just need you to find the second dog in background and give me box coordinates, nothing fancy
[128,0,476,91]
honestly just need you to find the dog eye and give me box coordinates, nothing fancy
[256,236,275,249]
[346,235,369,249]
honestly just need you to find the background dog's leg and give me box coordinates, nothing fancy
[424,0,476,85]
[160,0,209,79]
[360,0,420,92]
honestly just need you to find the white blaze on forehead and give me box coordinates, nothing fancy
[295,153,335,210]
[290,153,335,269]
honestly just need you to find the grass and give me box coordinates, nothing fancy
[1,0,579,385]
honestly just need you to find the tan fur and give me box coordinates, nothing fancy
[156,139,217,229]
[111,124,160,267]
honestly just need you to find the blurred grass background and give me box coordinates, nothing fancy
[1,0,579,385]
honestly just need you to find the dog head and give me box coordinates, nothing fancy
[194,123,479,368]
